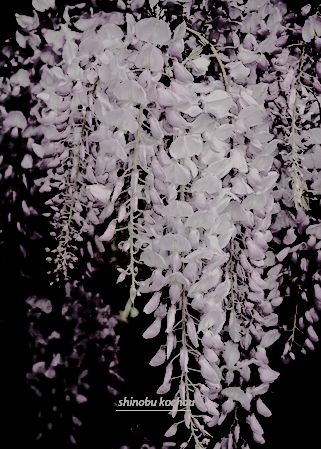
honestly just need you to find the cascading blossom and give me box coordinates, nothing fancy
[1,1,321,448]
[26,282,120,445]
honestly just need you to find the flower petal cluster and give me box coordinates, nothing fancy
[2,1,321,448]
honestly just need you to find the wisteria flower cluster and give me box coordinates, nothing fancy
[26,282,120,445]
[1,0,321,448]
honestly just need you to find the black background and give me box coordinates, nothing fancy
[1,1,321,448]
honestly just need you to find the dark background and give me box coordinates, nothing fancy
[1,1,321,448]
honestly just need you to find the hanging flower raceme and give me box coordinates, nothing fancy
[3,2,286,448]
[254,2,321,360]
[26,281,120,445]
[135,8,282,447]
[2,1,321,449]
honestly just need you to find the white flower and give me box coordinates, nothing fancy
[161,200,194,218]
[143,292,161,314]
[143,317,162,339]
[256,398,272,417]
[3,111,27,130]
[199,356,221,383]
[223,341,240,368]
[187,56,210,76]
[112,80,147,105]
[222,387,248,405]
[164,162,191,185]
[302,15,321,42]
[246,414,264,437]
[202,90,234,119]
[191,175,222,194]
[258,366,279,383]
[99,220,117,242]
[150,348,166,367]
[164,424,177,438]
[32,0,55,12]
[21,154,33,169]
[135,18,171,45]
[135,44,164,72]
[226,61,251,81]
[140,248,168,269]
[97,23,124,48]
[306,224,321,239]
[158,234,192,252]
[16,12,40,31]
[169,134,203,159]
[10,69,30,87]
[62,40,78,65]
[87,184,112,203]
